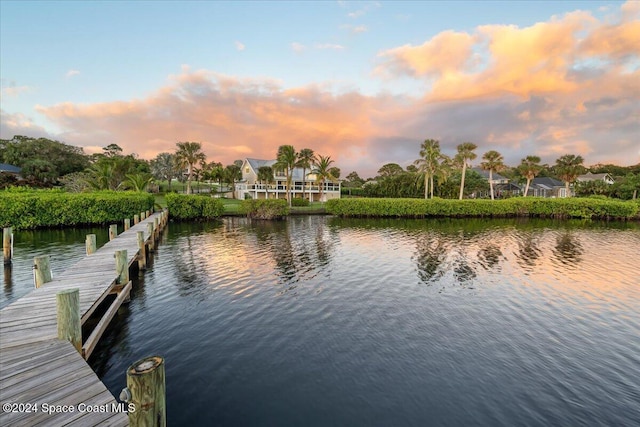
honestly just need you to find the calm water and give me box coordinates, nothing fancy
[3,217,640,426]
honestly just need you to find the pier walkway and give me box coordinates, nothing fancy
[0,212,166,426]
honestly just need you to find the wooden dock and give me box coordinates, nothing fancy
[0,211,166,426]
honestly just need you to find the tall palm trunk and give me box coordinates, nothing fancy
[524,178,531,197]
[430,175,435,199]
[459,163,467,200]
[489,169,495,200]
[424,173,429,199]
[186,165,193,195]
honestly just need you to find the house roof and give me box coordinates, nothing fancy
[531,177,564,187]
[245,158,309,181]
[0,163,21,174]
[470,167,507,181]
[577,172,612,181]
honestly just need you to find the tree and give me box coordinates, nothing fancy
[103,143,124,157]
[257,166,274,199]
[124,172,153,192]
[313,155,336,202]
[555,154,585,198]
[481,150,505,200]
[328,167,340,179]
[518,156,542,197]
[224,164,242,199]
[377,163,405,178]
[344,171,364,188]
[297,148,316,202]
[273,145,298,206]
[0,135,89,183]
[414,139,442,199]
[150,153,177,192]
[455,142,478,200]
[174,142,206,195]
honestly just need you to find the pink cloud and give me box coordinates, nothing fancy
[26,3,640,176]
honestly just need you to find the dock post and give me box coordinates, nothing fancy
[154,218,159,237]
[33,255,52,288]
[124,218,131,231]
[125,356,166,427]
[86,234,97,255]
[109,224,118,241]
[146,210,151,218]
[134,214,140,225]
[3,227,12,265]
[147,223,155,252]
[137,231,147,270]
[141,211,147,220]
[56,288,82,354]
[115,250,129,285]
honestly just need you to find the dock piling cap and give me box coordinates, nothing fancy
[128,356,164,375]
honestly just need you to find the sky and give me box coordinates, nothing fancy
[1,1,639,177]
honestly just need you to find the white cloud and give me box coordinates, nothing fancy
[291,42,306,52]
[235,41,245,51]
[66,69,80,78]
[316,43,346,50]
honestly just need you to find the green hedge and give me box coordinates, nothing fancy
[0,189,155,229]
[325,197,639,220]
[165,193,224,220]
[291,198,310,207]
[240,199,290,219]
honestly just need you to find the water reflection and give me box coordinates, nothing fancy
[515,232,542,272]
[553,232,583,267]
[3,263,12,298]
[415,236,447,284]
[477,244,503,271]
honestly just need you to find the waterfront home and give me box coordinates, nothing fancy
[236,158,341,201]
[576,172,615,185]
[0,163,22,177]
[527,177,568,198]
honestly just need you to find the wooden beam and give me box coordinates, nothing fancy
[82,280,132,360]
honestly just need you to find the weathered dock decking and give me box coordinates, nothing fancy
[0,212,166,426]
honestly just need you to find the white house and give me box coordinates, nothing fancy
[576,172,615,185]
[236,158,341,202]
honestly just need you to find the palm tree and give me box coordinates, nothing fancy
[257,166,274,199]
[455,142,478,200]
[87,162,118,190]
[174,142,206,195]
[124,172,153,192]
[150,152,176,192]
[273,145,298,206]
[518,155,542,197]
[297,148,316,202]
[414,139,442,199]
[224,164,242,199]
[313,155,336,203]
[481,150,505,200]
[555,154,585,197]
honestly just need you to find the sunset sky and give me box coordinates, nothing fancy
[1,1,638,177]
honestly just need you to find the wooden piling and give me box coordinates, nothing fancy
[134,214,140,225]
[86,234,97,255]
[33,255,52,288]
[109,224,118,241]
[154,218,159,237]
[146,210,151,218]
[3,227,12,265]
[147,223,155,251]
[115,250,129,285]
[56,288,82,354]
[141,211,146,220]
[126,356,166,427]
[137,231,147,270]
[124,218,131,231]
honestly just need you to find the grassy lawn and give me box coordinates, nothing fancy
[220,198,243,214]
